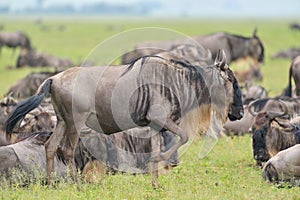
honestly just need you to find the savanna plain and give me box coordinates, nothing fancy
[0,16,299,199]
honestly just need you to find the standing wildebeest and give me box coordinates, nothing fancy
[5,50,244,187]
[250,100,300,165]
[0,31,31,54]
[263,144,300,185]
[16,49,74,69]
[286,56,300,97]
[121,30,264,65]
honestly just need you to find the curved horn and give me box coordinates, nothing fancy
[248,100,259,116]
[267,100,289,120]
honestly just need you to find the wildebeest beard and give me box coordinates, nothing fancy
[228,78,243,121]
[253,125,269,162]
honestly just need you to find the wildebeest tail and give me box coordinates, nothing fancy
[5,79,52,136]
[263,162,279,183]
[286,63,293,97]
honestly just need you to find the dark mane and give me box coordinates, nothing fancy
[122,55,167,76]
[122,54,203,77]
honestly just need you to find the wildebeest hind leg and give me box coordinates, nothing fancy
[62,126,80,182]
[45,120,66,186]
[151,118,188,162]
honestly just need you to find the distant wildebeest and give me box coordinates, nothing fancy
[121,30,264,65]
[290,23,300,32]
[234,64,263,83]
[6,50,244,187]
[0,31,31,54]
[272,47,300,60]
[250,100,300,165]
[16,49,74,70]
[8,72,56,99]
[285,56,300,97]
[263,144,300,185]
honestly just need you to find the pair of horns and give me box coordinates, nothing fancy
[214,49,228,70]
[248,99,288,119]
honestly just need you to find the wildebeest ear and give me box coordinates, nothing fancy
[253,28,258,38]
[214,49,228,70]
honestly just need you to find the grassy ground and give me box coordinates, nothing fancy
[0,16,299,199]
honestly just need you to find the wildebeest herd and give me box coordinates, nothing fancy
[1,24,300,188]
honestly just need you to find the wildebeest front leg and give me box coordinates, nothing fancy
[152,118,188,162]
[149,131,161,188]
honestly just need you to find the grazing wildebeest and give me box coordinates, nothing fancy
[8,72,56,99]
[250,100,300,165]
[263,144,300,185]
[5,50,243,187]
[272,47,300,60]
[122,30,264,65]
[285,56,300,97]
[16,49,74,69]
[0,31,31,54]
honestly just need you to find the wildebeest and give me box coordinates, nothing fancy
[290,23,300,32]
[241,84,268,103]
[16,48,74,70]
[250,100,300,165]
[0,128,178,185]
[223,85,268,135]
[8,72,56,99]
[263,144,300,185]
[286,56,300,97]
[234,64,263,83]
[272,47,300,60]
[0,31,31,54]
[0,131,67,184]
[121,30,264,65]
[5,50,244,187]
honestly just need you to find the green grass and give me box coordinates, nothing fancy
[0,16,299,199]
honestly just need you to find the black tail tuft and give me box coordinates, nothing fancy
[5,79,52,136]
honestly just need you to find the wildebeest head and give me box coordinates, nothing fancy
[214,50,244,121]
[249,101,288,165]
[249,29,265,64]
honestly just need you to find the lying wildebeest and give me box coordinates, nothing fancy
[263,144,300,185]
[8,72,57,99]
[250,100,300,166]
[223,85,268,135]
[0,128,178,185]
[0,31,31,54]
[0,131,67,184]
[285,56,300,97]
[16,49,74,69]
[121,30,264,65]
[234,64,263,83]
[272,47,300,60]
[241,84,268,103]
[6,50,244,187]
